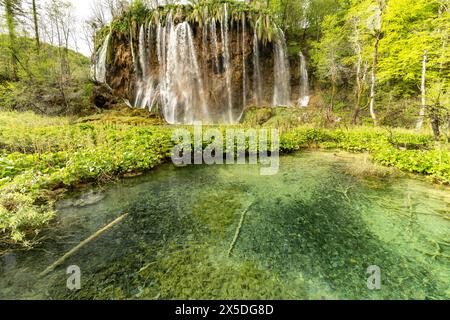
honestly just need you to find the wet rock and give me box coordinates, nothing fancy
[91,84,118,109]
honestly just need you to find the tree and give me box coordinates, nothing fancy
[2,0,22,80]
[416,50,427,129]
[311,13,350,114]
[367,0,387,126]
[31,0,40,52]
[350,17,369,125]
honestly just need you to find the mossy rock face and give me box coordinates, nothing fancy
[241,106,309,129]
[98,0,281,119]
[111,0,277,43]
[76,108,164,126]
[241,107,275,125]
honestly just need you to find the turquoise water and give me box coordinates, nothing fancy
[0,151,449,299]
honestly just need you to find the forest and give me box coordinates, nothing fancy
[0,0,449,300]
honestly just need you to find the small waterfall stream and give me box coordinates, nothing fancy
[242,18,247,109]
[298,51,310,107]
[93,33,110,83]
[210,18,220,73]
[221,4,233,123]
[253,20,263,105]
[273,28,291,106]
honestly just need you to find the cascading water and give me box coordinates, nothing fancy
[165,22,208,124]
[93,33,110,83]
[202,17,209,90]
[298,51,310,107]
[221,4,233,123]
[210,18,220,73]
[253,20,263,105]
[134,24,157,110]
[130,27,138,77]
[273,28,291,106]
[139,25,147,77]
[242,18,247,109]
[134,16,208,124]
[99,3,297,124]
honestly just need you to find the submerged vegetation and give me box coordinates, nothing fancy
[1,150,448,299]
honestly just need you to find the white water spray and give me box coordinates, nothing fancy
[242,18,247,109]
[93,33,110,83]
[221,4,233,123]
[273,28,291,106]
[210,18,220,73]
[298,51,310,107]
[253,21,262,105]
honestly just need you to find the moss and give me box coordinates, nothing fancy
[192,188,246,239]
[98,0,278,49]
[136,243,307,300]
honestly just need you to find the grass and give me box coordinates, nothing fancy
[332,152,400,179]
[0,110,449,248]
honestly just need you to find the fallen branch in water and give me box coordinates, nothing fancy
[39,213,129,277]
[227,202,253,257]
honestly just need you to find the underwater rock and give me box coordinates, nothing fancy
[56,191,105,209]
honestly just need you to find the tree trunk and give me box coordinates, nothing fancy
[431,117,440,141]
[369,34,380,126]
[416,50,427,130]
[32,0,40,52]
[430,103,440,141]
[330,80,336,113]
[352,26,363,125]
[447,112,450,142]
[4,0,18,80]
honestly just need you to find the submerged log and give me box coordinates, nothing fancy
[227,202,253,257]
[39,213,129,277]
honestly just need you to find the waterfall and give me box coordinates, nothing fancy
[242,18,247,109]
[138,25,147,77]
[156,15,169,117]
[273,28,291,106]
[130,27,138,76]
[221,4,233,123]
[94,33,110,83]
[210,18,220,72]
[202,20,208,90]
[253,21,262,105]
[134,24,157,110]
[298,51,310,107]
[137,14,210,123]
[106,5,298,124]
[160,22,208,124]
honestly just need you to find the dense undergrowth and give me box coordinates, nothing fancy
[0,36,92,116]
[0,110,449,248]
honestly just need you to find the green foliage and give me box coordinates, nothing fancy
[0,111,174,247]
[280,126,450,184]
[0,35,91,115]
[106,0,278,45]
[1,111,449,247]
[379,0,449,92]
[309,0,449,126]
[0,192,54,245]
